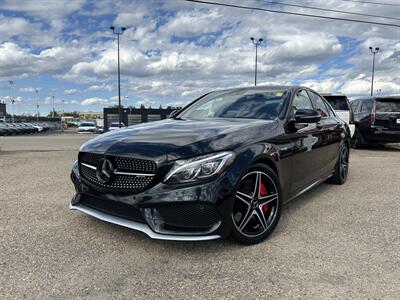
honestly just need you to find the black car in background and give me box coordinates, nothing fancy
[70,86,350,244]
[350,96,400,148]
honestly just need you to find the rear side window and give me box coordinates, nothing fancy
[309,92,330,117]
[376,99,400,112]
[323,96,349,111]
[350,100,360,112]
[360,101,373,112]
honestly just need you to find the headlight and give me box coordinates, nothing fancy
[164,151,235,184]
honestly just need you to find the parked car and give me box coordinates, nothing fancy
[70,86,351,244]
[77,122,98,134]
[0,123,11,135]
[108,122,126,131]
[350,96,400,148]
[321,93,355,137]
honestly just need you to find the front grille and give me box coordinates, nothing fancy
[79,152,157,192]
[80,195,144,223]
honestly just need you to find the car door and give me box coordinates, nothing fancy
[356,99,373,137]
[283,89,324,196]
[308,91,343,177]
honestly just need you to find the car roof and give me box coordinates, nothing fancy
[208,85,301,94]
[352,95,400,101]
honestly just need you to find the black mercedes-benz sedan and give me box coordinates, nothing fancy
[70,86,350,244]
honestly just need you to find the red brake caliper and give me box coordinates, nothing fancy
[259,181,269,213]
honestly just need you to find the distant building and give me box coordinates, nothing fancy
[103,107,176,129]
[79,111,104,120]
[0,102,6,117]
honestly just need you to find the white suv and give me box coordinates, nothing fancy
[322,94,355,137]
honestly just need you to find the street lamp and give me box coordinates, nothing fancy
[8,80,15,123]
[250,37,263,86]
[110,25,127,128]
[52,95,55,118]
[35,89,39,122]
[124,96,129,108]
[369,46,379,97]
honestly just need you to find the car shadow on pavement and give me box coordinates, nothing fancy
[80,182,331,253]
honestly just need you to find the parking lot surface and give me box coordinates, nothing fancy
[1,135,399,299]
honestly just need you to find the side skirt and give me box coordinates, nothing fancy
[285,173,333,203]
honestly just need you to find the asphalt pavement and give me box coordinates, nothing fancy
[1,135,399,299]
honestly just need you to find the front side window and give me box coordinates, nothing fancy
[291,90,313,111]
[178,89,289,120]
[309,92,330,117]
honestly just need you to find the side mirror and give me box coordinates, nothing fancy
[169,110,177,118]
[295,109,321,123]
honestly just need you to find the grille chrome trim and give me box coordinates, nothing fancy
[69,203,221,241]
[80,162,155,177]
[81,162,97,170]
[114,170,155,177]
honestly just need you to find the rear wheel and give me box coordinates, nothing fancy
[230,164,281,244]
[351,127,365,149]
[327,144,349,185]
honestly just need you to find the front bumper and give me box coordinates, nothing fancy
[69,162,236,241]
[69,202,220,241]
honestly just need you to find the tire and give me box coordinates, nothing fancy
[327,144,349,185]
[230,164,282,244]
[351,127,365,149]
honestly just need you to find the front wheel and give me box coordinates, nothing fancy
[230,164,282,244]
[351,127,365,149]
[327,144,349,185]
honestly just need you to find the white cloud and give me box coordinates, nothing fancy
[0,0,85,18]
[136,98,156,107]
[1,0,399,112]
[64,88,79,95]
[19,86,41,93]
[81,97,111,106]
[87,83,113,92]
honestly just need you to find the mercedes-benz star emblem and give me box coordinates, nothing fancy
[96,158,114,184]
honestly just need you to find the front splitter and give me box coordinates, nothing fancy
[69,203,221,241]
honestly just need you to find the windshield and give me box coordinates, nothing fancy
[376,99,400,112]
[80,122,95,127]
[178,89,288,120]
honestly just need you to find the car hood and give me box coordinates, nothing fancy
[80,118,278,162]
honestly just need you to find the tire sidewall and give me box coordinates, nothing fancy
[230,163,282,244]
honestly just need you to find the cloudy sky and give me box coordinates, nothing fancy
[0,0,399,115]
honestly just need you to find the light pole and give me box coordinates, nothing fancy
[8,80,15,123]
[124,96,129,108]
[110,25,126,128]
[369,46,379,97]
[11,99,15,123]
[250,37,263,86]
[35,89,39,122]
[52,95,55,118]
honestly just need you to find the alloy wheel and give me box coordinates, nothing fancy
[232,171,279,237]
[340,146,349,180]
